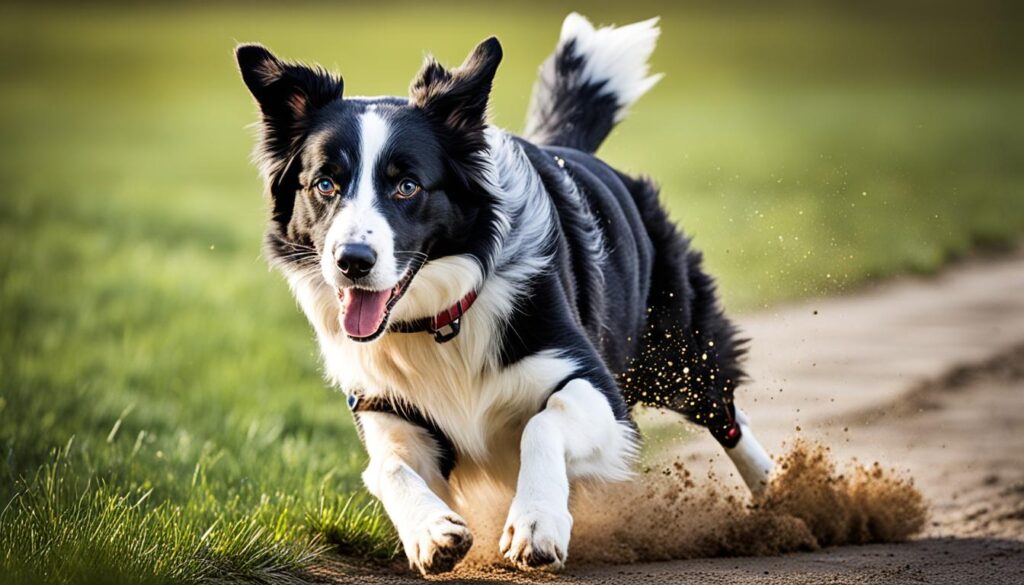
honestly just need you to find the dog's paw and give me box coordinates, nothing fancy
[402,513,473,575]
[499,501,572,571]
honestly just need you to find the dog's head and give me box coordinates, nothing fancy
[237,39,502,341]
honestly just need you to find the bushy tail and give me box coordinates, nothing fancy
[523,13,662,154]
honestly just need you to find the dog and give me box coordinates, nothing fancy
[237,12,774,575]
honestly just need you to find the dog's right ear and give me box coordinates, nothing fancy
[236,44,344,155]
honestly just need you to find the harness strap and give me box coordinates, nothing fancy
[348,393,458,479]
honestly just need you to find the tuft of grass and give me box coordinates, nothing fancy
[307,494,401,561]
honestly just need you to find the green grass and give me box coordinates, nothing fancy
[3,444,328,585]
[1,2,1022,583]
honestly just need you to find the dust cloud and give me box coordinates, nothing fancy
[460,440,926,569]
[569,440,927,564]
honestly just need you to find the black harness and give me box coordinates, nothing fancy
[347,392,459,479]
[346,372,580,480]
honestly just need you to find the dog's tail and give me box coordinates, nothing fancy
[523,13,662,154]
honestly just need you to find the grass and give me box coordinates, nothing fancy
[1,2,1022,583]
[3,444,327,585]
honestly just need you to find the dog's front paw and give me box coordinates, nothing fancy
[499,500,572,570]
[401,512,473,575]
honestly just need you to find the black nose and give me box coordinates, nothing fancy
[336,244,377,280]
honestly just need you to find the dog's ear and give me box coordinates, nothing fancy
[236,44,344,156]
[236,44,343,229]
[410,36,502,143]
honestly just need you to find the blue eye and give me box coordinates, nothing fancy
[394,178,422,200]
[315,177,337,197]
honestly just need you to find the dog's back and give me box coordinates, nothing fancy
[520,15,747,441]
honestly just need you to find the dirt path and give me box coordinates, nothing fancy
[317,251,1024,584]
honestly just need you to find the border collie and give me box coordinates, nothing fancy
[237,12,774,575]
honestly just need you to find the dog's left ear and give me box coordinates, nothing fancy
[410,37,503,141]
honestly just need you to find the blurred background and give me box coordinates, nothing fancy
[1,1,1021,583]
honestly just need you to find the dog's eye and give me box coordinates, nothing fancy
[314,177,338,198]
[394,178,422,200]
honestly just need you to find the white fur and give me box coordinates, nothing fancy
[557,13,663,121]
[500,379,638,569]
[320,110,400,291]
[389,255,482,323]
[360,411,472,574]
[478,128,558,287]
[332,337,579,468]
[288,263,576,472]
[724,408,774,495]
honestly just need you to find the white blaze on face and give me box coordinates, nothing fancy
[320,110,404,339]
[321,109,398,289]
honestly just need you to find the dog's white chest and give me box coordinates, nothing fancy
[289,266,578,470]
[324,330,576,465]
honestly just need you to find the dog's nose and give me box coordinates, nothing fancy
[336,244,377,280]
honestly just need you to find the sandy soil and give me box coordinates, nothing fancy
[314,250,1024,584]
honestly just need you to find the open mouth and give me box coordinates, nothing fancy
[338,261,423,342]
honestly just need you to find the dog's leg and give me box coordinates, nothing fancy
[500,378,636,570]
[723,407,774,495]
[359,411,472,575]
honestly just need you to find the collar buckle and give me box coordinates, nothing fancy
[430,299,467,343]
[432,318,461,343]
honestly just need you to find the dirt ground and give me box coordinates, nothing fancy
[315,250,1024,584]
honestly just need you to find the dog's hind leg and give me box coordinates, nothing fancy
[622,174,774,495]
[660,343,775,496]
[723,407,773,495]
[627,323,775,495]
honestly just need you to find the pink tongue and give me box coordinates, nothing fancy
[341,288,392,338]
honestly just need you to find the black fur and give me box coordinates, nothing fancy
[524,39,622,154]
[495,142,746,441]
[237,44,345,228]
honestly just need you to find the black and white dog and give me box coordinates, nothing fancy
[237,13,773,575]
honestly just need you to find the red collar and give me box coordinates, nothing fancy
[431,290,477,332]
[390,290,478,343]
